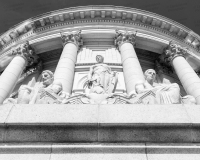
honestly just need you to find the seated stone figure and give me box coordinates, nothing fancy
[135,69,181,104]
[3,82,37,104]
[34,81,64,104]
[30,70,68,104]
[4,69,66,104]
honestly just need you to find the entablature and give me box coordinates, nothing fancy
[0,6,200,59]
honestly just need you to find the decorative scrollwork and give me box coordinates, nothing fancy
[164,41,188,63]
[61,30,83,48]
[114,31,136,49]
[11,41,38,66]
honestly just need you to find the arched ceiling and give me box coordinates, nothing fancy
[0,0,199,36]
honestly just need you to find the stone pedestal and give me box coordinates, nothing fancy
[164,43,200,104]
[115,33,145,95]
[0,104,200,143]
[0,42,35,104]
[54,32,82,94]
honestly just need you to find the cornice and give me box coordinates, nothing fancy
[0,5,200,55]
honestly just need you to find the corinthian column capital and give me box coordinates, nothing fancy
[11,41,37,66]
[164,42,188,63]
[114,31,136,49]
[61,31,83,48]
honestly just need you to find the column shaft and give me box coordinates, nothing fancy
[172,56,200,104]
[0,56,26,103]
[54,43,78,93]
[164,42,200,104]
[120,43,145,94]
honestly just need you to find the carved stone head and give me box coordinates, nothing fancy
[96,55,104,63]
[144,69,156,83]
[41,70,54,87]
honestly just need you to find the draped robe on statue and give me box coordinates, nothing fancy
[135,69,181,105]
[153,83,181,104]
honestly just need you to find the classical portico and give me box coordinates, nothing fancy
[1,5,200,159]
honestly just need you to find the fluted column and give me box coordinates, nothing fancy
[0,42,36,104]
[164,42,200,104]
[115,32,145,95]
[54,32,82,94]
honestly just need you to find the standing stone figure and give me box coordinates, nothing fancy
[63,55,118,104]
[87,55,118,94]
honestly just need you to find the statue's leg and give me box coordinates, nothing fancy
[103,72,111,92]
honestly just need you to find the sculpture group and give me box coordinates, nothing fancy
[4,55,196,105]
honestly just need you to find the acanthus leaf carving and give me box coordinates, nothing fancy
[164,41,188,64]
[114,31,136,49]
[11,41,39,66]
[61,30,83,49]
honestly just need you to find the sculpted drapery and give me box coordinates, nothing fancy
[135,69,181,104]
[87,55,118,95]
[135,69,196,105]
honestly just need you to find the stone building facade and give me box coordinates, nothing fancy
[1,5,200,159]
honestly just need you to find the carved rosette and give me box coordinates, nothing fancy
[164,42,188,63]
[11,41,38,66]
[61,31,83,49]
[114,32,136,49]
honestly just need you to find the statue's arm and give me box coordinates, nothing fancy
[136,82,156,94]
